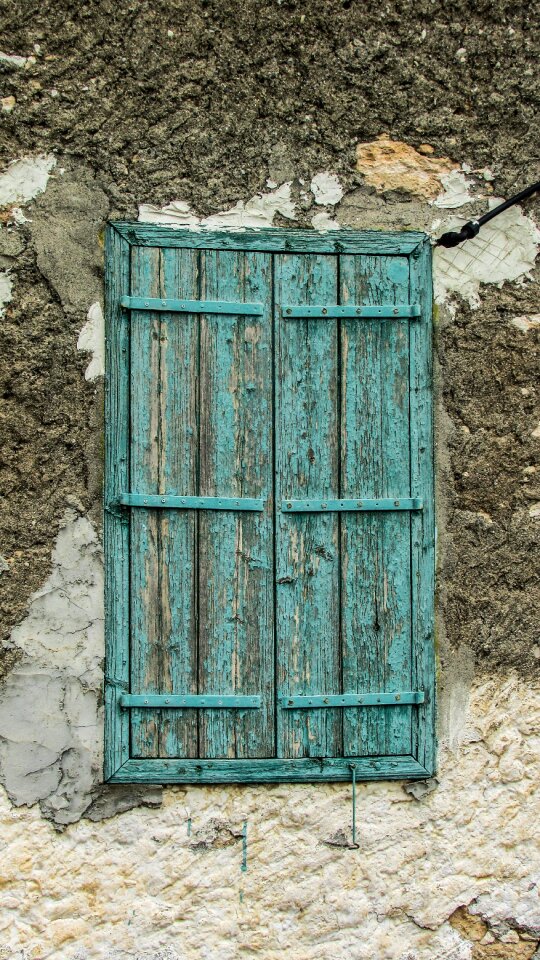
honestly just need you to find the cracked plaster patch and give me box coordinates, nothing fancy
[433,203,540,307]
[0,511,103,824]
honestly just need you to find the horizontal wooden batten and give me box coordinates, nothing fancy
[121,695,261,709]
[117,494,266,511]
[280,692,425,708]
[281,497,423,513]
[111,223,427,255]
[282,304,421,319]
[108,755,431,784]
[120,295,264,315]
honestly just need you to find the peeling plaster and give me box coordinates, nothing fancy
[310,171,344,206]
[139,182,296,228]
[433,169,479,209]
[77,302,105,381]
[0,154,56,220]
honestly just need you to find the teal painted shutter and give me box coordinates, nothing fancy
[104,227,435,782]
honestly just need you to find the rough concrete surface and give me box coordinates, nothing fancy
[0,0,540,956]
[1,675,540,959]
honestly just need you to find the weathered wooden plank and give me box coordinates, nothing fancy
[275,253,341,759]
[129,246,162,757]
[113,223,426,255]
[156,247,200,758]
[104,225,131,780]
[198,249,274,759]
[409,239,436,775]
[110,755,430,784]
[340,255,412,758]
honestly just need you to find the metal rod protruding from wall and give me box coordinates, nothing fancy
[436,179,540,249]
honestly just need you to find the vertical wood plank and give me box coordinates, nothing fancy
[104,226,131,779]
[409,240,436,773]
[198,250,274,759]
[340,255,412,757]
[156,247,199,758]
[275,254,341,759]
[130,246,161,757]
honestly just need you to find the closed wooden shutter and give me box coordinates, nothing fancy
[105,226,435,784]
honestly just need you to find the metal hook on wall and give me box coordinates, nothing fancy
[349,764,360,849]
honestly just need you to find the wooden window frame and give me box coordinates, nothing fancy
[104,224,435,785]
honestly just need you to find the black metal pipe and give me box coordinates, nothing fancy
[435,180,540,249]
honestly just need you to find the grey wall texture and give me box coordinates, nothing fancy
[0,2,539,959]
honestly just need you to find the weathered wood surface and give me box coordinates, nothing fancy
[410,240,436,775]
[106,231,435,779]
[111,755,430,784]
[112,222,425,255]
[198,249,274,759]
[275,253,341,758]
[339,255,412,758]
[104,226,131,779]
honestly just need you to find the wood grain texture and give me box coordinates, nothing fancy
[104,226,131,779]
[198,250,274,759]
[409,240,436,775]
[340,255,413,758]
[275,253,341,759]
[114,223,425,255]
[110,755,430,783]
[129,246,162,757]
[156,247,199,758]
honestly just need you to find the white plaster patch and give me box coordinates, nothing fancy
[511,313,540,332]
[310,172,344,206]
[433,203,540,307]
[139,182,296,229]
[311,210,340,231]
[77,302,105,381]
[0,271,13,317]
[433,169,479,209]
[0,154,56,220]
[0,511,104,824]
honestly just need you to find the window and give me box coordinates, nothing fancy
[104,225,435,784]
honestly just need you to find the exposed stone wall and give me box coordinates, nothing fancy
[1,1,539,957]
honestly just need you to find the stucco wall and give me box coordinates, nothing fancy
[1,2,539,958]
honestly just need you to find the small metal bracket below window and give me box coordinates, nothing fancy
[281,498,423,513]
[280,692,425,708]
[120,694,261,709]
